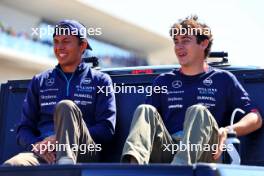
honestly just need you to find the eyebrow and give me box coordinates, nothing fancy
[181,36,192,39]
[53,37,70,42]
[174,35,192,41]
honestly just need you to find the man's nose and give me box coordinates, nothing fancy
[55,43,65,50]
[175,43,184,50]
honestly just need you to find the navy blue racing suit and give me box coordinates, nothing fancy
[17,61,116,150]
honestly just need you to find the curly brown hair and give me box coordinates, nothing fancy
[170,15,213,58]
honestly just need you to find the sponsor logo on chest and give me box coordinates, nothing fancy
[203,78,213,86]
[172,80,182,89]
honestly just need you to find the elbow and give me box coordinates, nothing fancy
[257,115,262,129]
[255,111,263,130]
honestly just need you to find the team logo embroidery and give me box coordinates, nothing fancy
[203,78,213,86]
[45,78,55,86]
[172,80,182,89]
[81,78,92,86]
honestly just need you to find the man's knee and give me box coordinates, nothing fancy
[136,104,157,113]
[185,104,217,129]
[187,104,207,113]
[186,104,212,120]
[54,100,79,126]
[133,104,162,125]
[55,100,76,113]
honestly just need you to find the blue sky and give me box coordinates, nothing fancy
[84,0,264,67]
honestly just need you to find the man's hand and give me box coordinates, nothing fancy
[32,135,56,164]
[40,151,56,164]
[213,127,228,160]
[44,135,56,144]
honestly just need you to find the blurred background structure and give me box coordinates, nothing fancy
[0,0,175,83]
[1,0,263,83]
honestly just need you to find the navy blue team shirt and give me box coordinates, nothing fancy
[146,66,256,135]
[17,61,116,150]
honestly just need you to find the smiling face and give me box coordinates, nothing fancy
[53,35,87,72]
[170,16,213,69]
[173,35,208,68]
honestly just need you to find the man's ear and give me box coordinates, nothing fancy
[80,40,88,53]
[200,39,209,50]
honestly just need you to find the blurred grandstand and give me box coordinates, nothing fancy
[0,0,174,83]
[0,23,148,67]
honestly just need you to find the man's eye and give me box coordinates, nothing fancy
[174,40,179,45]
[182,39,191,44]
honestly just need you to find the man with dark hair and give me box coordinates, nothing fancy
[121,15,262,165]
[3,20,116,166]
[169,15,213,58]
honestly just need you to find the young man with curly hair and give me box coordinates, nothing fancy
[121,15,262,165]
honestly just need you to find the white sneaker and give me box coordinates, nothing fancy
[57,156,75,165]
